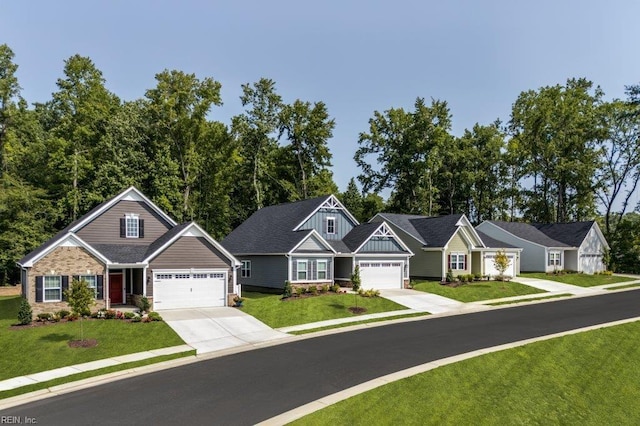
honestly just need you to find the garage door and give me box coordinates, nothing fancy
[484,254,516,278]
[359,262,403,290]
[153,271,227,310]
[580,254,603,274]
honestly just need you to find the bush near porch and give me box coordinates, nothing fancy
[411,280,544,302]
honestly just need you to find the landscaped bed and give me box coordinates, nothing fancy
[411,280,544,302]
[240,291,407,328]
[0,296,185,381]
[521,272,634,287]
[293,320,640,425]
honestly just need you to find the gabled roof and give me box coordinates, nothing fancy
[475,230,519,249]
[293,194,359,230]
[484,221,570,248]
[19,233,111,268]
[92,244,150,263]
[222,196,335,254]
[342,222,412,254]
[533,221,595,247]
[373,213,426,244]
[17,187,179,267]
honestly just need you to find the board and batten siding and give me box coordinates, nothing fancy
[299,209,355,241]
[237,256,288,289]
[76,200,173,246]
[148,236,233,295]
[359,237,406,253]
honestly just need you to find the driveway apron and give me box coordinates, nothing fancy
[158,307,289,354]
[379,288,466,314]
[514,277,602,295]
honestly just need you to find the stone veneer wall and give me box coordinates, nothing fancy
[28,246,106,317]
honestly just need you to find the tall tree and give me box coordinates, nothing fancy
[145,70,222,220]
[340,178,364,222]
[508,78,604,222]
[0,44,21,177]
[279,99,335,199]
[595,96,640,236]
[231,78,282,210]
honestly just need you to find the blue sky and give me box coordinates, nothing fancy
[2,0,639,206]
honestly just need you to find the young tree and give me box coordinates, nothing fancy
[65,278,96,342]
[493,250,511,280]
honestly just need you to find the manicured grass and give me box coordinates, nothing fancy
[411,280,544,302]
[294,321,640,425]
[0,350,195,400]
[521,272,634,287]
[486,293,573,306]
[0,296,185,381]
[606,283,640,290]
[289,312,430,335]
[240,292,407,328]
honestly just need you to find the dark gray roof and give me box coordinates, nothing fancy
[533,221,594,247]
[475,230,519,249]
[92,244,150,263]
[375,213,426,243]
[144,222,192,259]
[221,196,330,253]
[410,214,465,248]
[327,239,350,253]
[342,223,382,252]
[487,221,570,247]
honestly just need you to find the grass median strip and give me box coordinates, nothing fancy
[411,280,544,302]
[289,312,430,335]
[293,320,640,425]
[606,283,640,290]
[486,293,573,306]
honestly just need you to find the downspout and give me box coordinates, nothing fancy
[105,268,110,310]
[442,248,447,281]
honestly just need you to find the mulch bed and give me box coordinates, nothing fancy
[68,339,98,348]
[348,307,367,314]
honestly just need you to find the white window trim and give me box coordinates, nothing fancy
[44,275,62,302]
[241,260,251,278]
[326,217,336,235]
[548,252,561,266]
[450,253,466,270]
[126,213,139,238]
[79,275,97,298]
[317,260,327,280]
[297,260,308,281]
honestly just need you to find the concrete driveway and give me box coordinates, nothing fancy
[159,307,289,354]
[379,288,467,314]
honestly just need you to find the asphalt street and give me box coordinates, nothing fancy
[4,290,640,425]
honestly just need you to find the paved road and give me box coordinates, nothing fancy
[5,290,640,425]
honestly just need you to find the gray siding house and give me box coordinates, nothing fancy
[18,187,240,314]
[222,195,413,290]
[476,220,609,274]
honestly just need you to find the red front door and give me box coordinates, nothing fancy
[109,274,123,304]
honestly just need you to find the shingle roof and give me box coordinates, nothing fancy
[327,240,350,253]
[487,221,570,247]
[221,196,330,253]
[342,223,382,252]
[533,221,594,247]
[475,230,519,249]
[375,213,426,243]
[377,213,466,248]
[92,244,150,263]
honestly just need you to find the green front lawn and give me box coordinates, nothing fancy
[0,296,185,381]
[240,292,407,328]
[411,280,544,302]
[521,272,634,287]
[294,320,640,425]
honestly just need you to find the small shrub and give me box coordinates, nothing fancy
[124,311,135,319]
[137,296,150,313]
[57,309,70,319]
[331,284,341,293]
[358,288,380,298]
[598,270,613,276]
[474,273,482,281]
[308,285,318,295]
[351,266,361,292]
[104,309,116,319]
[295,286,306,296]
[320,285,329,293]
[37,312,52,322]
[446,269,454,283]
[67,313,79,321]
[131,315,141,323]
[51,313,61,322]
[147,311,163,322]
[282,280,293,298]
[467,274,475,282]
[17,298,33,325]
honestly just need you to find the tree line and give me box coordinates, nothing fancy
[1,44,639,282]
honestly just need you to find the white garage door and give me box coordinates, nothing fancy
[359,262,403,290]
[153,271,227,310]
[580,254,603,274]
[484,254,516,278]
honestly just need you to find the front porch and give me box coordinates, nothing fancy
[106,266,151,310]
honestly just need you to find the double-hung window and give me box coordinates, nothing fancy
[297,260,308,280]
[326,217,336,235]
[317,260,327,280]
[44,276,62,302]
[126,214,139,238]
[241,260,251,278]
[548,252,561,267]
[449,253,466,270]
[80,275,97,298]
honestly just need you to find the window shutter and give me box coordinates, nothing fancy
[62,276,69,301]
[35,276,43,302]
[447,254,451,269]
[311,260,317,280]
[96,275,104,299]
[73,275,79,283]
[292,261,297,280]
[139,219,145,238]
[464,255,467,270]
[120,217,126,238]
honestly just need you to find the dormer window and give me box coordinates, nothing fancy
[326,217,336,235]
[120,214,144,238]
